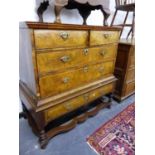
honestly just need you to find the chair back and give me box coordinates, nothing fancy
[115,0,135,6]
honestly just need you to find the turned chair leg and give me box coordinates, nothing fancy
[101,8,110,26]
[39,130,48,149]
[37,1,49,22]
[19,103,27,119]
[19,112,27,119]
[78,9,91,25]
[54,5,63,23]
[38,14,43,22]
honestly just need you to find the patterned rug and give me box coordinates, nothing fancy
[87,103,135,155]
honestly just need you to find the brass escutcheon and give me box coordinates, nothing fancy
[63,77,70,83]
[83,48,89,55]
[83,94,89,101]
[83,66,88,72]
[99,66,104,73]
[65,103,72,111]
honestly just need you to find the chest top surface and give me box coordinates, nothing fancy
[19,21,121,31]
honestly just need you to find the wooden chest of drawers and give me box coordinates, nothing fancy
[114,39,135,101]
[19,22,120,149]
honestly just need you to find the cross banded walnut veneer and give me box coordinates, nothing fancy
[19,22,121,149]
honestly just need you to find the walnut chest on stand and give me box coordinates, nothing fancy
[19,22,121,149]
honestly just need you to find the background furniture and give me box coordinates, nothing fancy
[111,0,135,39]
[114,39,135,101]
[37,0,110,25]
[19,22,120,149]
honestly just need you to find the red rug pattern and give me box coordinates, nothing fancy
[87,103,135,155]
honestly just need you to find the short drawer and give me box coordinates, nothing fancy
[45,83,114,123]
[90,31,120,46]
[34,30,88,49]
[126,69,135,82]
[37,44,117,74]
[124,81,135,96]
[39,61,115,98]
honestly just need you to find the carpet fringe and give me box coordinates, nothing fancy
[86,141,100,155]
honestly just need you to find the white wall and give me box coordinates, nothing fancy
[19,0,133,29]
[19,0,133,112]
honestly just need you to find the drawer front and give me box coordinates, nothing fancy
[90,31,120,46]
[37,44,117,74]
[45,83,114,123]
[34,30,88,49]
[126,69,135,82]
[128,46,135,68]
[128,55,135,68]
[124,81,135,96]
[39,61,114,97]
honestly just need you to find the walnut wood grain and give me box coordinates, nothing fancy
[90,31,120,46]
[45,83,114,123]
[36,44,118,75]
[39,61,115,98]
[44,99,111,149]
[20,22,121,31]
[19,22,120,149]
[23,92,112,149]
[20,76,116,112]
[34,30,88,50]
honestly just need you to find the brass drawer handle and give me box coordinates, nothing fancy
[83,94,89,101]
[60,32,69,40]
[62,77,70,83]
[60,56,70,63]
[65,103,72,111]
[83,48,89,55]
[83,66,88,73]
[100,50,106,56]
[103,33,111,39]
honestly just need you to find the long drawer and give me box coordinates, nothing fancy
[90,31,120,46]
[45,83,114,123]
[34,30,88,49]
[39,61,115,98]
[37,44,117,74]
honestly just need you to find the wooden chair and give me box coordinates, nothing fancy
[110,0,135,39]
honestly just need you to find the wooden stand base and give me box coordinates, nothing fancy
[21,95,112,149]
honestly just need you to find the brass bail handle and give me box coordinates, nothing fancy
[103,33,111,39]
[60,32,69,40]
[60,55,70,63]
[100,50,106,56]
